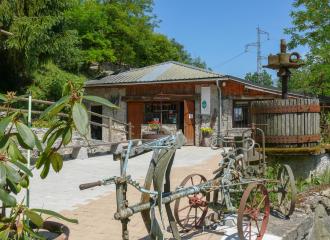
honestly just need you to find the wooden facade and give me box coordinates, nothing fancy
[123,81,272,97]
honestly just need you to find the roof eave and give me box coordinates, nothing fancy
[84,77,224,87]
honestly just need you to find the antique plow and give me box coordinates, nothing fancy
[79,130,296,240]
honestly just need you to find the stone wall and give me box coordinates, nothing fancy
[267,153,330,179]
[83,87,127,142]
[9,127,113,161]
[141,124,178,135]
[195,84,250,146]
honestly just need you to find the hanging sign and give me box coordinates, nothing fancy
[201,87,211,114]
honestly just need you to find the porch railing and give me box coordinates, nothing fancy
[0,97,134,141]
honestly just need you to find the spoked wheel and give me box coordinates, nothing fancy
[277,164,296,217]
[237,183,270,240]
[174,174,210,231]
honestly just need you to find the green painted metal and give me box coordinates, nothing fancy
[26,91,32,225]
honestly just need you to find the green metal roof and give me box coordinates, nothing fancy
[85,61,224,86]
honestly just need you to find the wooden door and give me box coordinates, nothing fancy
[184,100,195,145]
[127,103,144,139]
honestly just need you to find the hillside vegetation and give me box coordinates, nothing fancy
[0,0,211,103]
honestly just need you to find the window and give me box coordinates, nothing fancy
[233,101,251,128]
[144,103,178,124]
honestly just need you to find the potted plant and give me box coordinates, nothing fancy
[148,121,160,134]
[0,82,119,239]
[201,128,213,147]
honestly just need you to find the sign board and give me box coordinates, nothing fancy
[189,114,193,119]
[201,87,211,114]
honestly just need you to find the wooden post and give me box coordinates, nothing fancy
[282,75,288,99]
[280,39,289,99]
[108,117,112,142]
[128,122,132,140]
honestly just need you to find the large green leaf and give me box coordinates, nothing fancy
[0,135,10,150]
[35,152,49,169]
[12,133,31,150]
[0,94,7,102]
[48,102,68,119]
[24,210,43,227]
[62,83,70,96]
[31,209,78,224]
[33,132,43,152]
[40,95,72,119]
[0,117,12,137]
[23,225,44,239]
[8,140,28,164]
[0,189,16,206]
[62,126,72,146]
[42,123,64,143]
[8,160,32,177]
[72,102,89,136]
[39,104,56,120]
[15,122,35,149]
[0,227,10,240]
[45,128,64,153]
[50,153,63,173]
[6,177,18,194]
[40,159,51,179]
[82,95,120,110]
[8,143,18,161]
[4,165,21,183]
[0,163,5,188]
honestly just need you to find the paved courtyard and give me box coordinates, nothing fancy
[16,146,283,239]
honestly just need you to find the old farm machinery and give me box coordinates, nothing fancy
[79,126,296,240]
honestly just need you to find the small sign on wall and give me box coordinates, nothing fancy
[189,114,193,119]
[201,87,211,114]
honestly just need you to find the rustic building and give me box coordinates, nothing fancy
[83,61,316,146]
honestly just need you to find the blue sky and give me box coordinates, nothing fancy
[153,0,307,85]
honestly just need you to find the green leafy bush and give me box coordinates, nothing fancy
[0,83,118,239]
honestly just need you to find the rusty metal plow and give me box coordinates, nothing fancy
[80,132,188,240]
[79,132,266,240]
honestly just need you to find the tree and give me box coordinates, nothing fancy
[245,70,273,86]
[170,38,212,70]
[0,0,81,74]
[284,0,330,96]
[170,38,192,63]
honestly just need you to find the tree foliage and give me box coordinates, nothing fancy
[284,0,330,96]
[0,0,212,92]
[170,38,212,70]
[245,70,273,86]
[0,0,81,73]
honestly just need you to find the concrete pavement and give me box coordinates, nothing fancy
[15,146,284,239]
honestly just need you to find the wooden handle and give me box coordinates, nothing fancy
[79,181,101,190]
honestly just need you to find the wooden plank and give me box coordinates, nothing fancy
[0,107,70,118]
[121,94,201,102]
[266,100,270,137]
[293,99,297,138]
[281,99,285,138]
[90,121,108,128]
[88,110,109,119]
[274,99,278,137]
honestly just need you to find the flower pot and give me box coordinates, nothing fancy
[202,132,212,147]
[30,221,70,240]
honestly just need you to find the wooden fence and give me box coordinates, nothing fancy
[0,97,134,141]
[251,99,320,148]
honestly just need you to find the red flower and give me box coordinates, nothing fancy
[3,104,6,107]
